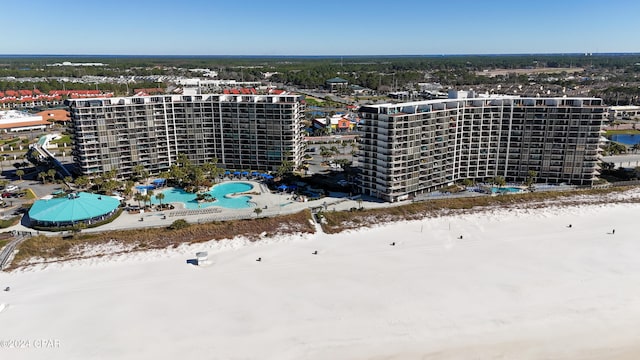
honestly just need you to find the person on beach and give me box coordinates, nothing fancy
[390,242,395,246]
[568,224,572,228]
[612,229,615,235]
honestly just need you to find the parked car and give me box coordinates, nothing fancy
[5,185,18,192]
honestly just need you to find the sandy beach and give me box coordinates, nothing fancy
[2,198,640,359]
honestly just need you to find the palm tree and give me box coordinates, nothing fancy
[525,170,538,189]
[123,185,133,200]
[93,176,104,192]
[74,175,89,190]
[146,190,154,208]
[253,207,263,218]
[156,192,165,208]
[16,169,24,180]
[493,175,506,189]
[143,194,152,209]
[132,164,145,182]
[63,176,73,189]
[134,193,144,209]
[47,168,57,183]
[38,171,47,184]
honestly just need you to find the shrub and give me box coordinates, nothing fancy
[169,219,189,230]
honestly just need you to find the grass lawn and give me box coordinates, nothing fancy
[50,135,72,145]
[604,129,640,135]
[25,188,37,200]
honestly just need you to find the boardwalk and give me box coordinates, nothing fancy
[0,233,31,270]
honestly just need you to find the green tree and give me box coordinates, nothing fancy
[493,175,506,188]
[461,178,474,188]
[156,192,165,208]
[47,168,57,183]
[38,171,47,184]
[74,175,90,190]
[134,193,144,209]
[145,190,154,208]
[15,169,24,180]
[525,170,538,189]
[253,207,263,218]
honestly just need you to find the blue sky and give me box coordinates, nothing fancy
[2,0,639,55]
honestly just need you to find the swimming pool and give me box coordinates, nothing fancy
[491,186,523,193]
[152,182,253,209]
[610,134,640,146]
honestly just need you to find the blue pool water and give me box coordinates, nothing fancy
[610,134,640,146]
[491,186,522,193]
[152,182,253,209]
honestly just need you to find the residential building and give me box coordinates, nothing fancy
[358,96,605,202]
[67,93,306,178]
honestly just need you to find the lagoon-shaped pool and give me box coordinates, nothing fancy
[152,182,253,209]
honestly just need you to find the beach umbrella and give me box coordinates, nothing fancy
[233,171,241,176]
[241,171,249,176]
[224,171,230,175]
[277,184,288,191]
[251,171,260,177]
[265,175,274,180]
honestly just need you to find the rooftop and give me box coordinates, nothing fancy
[29,192,121,224]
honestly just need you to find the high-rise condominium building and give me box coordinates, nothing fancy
[67,94,305,178]
[358,96,606,202]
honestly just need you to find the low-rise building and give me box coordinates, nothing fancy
[0,110,52,132]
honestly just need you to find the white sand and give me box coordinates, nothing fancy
[2,201,640,359]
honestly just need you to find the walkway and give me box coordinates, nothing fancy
[0,232,32,270]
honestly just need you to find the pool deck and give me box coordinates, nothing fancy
[7,180,575,236]
[10,181,391,235]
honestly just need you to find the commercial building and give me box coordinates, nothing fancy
[0,110,52,132]
[68,93,305,178]
[609,105,640,121]
[358,95,606,202]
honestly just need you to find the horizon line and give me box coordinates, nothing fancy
[1,52,640,58]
